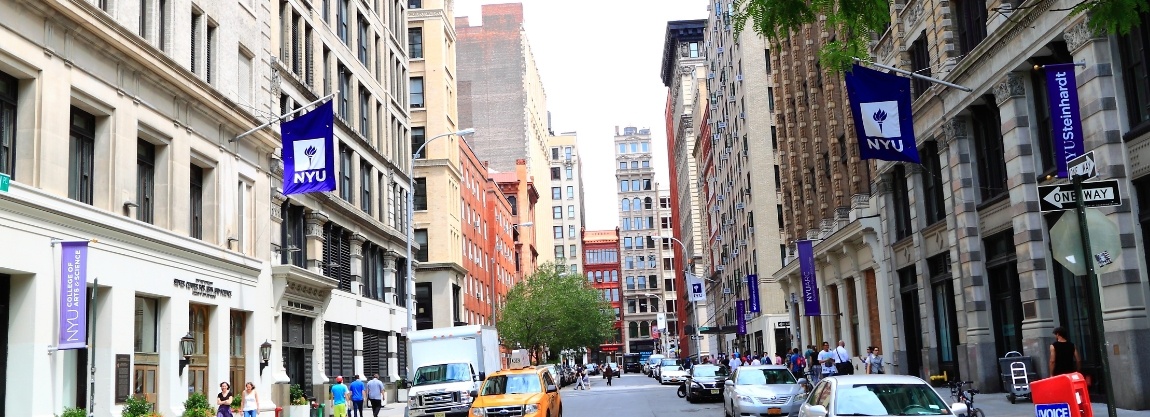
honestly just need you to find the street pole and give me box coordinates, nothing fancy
[663,235,703,362]
[1073,175,1116,417]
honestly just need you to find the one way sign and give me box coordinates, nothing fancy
[1038,179,1123,212]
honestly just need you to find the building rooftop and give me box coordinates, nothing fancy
[583,230,619,242]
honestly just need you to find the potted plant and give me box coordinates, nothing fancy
[396,378,410,403]
[122,396,153,417]
[288,384,310,417]
[231,396,242,414]
[61,407,87,417]
[182,392,212,417]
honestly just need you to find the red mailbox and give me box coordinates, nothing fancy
[1031,372,1092,417]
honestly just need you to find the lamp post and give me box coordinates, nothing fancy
[661,235,703,363]
[405,127,476,336]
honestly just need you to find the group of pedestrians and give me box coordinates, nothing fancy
[214,382,259,417]
[795,341,885,384]
[330,374,388,417]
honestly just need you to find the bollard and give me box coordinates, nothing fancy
[275,406,283,417]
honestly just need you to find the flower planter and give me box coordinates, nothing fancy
[396,388,408,402]
[288,405,311,417]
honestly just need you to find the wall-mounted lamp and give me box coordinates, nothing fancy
[259,340,272,374]
[227,237,240,249]
[273,245,301,253]
[123,201,139,208]
[178,332,195,376]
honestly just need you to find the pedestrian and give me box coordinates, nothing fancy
[604,364,615,386]
[575,367,589,390]
[331,376,350,417]
[862,347,873,374]
[789,348,806,379]
[868,347,885,374]
[1049,327,1081,376]
[805,345,819,379]
[365,373,385,417]
[818,342,837,380]
[240,382,260,417]
[834,340,854,375]
[348,374,365,417]
[774,352,784,365]
[216,382,234,417]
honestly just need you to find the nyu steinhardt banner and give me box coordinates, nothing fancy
[845,64,921,163]
[736,300,747,335]
[746,274,760,313]
[58,241,89,350]
[282,101,336,195]
[1044,63,1085,178]
[797,240,822,317]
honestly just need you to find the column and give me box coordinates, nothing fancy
[304,212,329,273]
[383,250,397,304]
[350,233,366,296]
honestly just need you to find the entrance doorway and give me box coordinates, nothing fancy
[1,275,9,417]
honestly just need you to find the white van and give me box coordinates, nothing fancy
[643,354,665,377]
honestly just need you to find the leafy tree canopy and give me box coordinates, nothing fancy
[495,263,615,364]
[733,0,1149,70]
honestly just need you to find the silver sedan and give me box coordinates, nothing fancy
[797,375,969,417]
[723,365,809,417]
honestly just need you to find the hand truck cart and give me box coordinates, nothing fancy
[998,351,1037,403]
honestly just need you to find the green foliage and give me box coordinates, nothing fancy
[732,0,1149,71]
[290,384,309,405]
[61,407,88,417]
[231,395,242,409]
[496,263,616,363]
[121,396,153,417]
[182,392,212,417]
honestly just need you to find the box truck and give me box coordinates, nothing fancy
[405,325,501,417]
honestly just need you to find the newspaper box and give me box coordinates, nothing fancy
[1031,372,1092,417]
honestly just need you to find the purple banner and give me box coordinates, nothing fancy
[746,274,760,313]
[282,100,337,195]
[736,300,747,335]
[58,241,89,350]
[845,64,921,163]
[797,240,822,317]
[1045,63,1085,178]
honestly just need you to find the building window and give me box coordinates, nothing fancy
[566,186,574,199]
[190,165,204,239]
[205,22,216,83]
[338,66,350,120]
[898,266,924,377]
[408,27,423,59]
[552,206,562,219]
[361,159,372,213]
[553,226,563,239]
[909,32,931,99]
[552,187,561,200]
[619,180,629,192]
[411,127,426,158]
[890,166,913,240]
[954,0,988,56]
[1118,11,1150,134]
[408,0,421,8]
[360,89,370,137]
[337,0,349,45]
[551,147,560,160]
[972,101,1007,201]
[410,77,424,108]
[324,322,355,379]
[413,178,427,210]
[568,225,576,238]
[985,230,1022,357]
[191,9,202,75]
[565,166,573,179]
[339,145,353,202]
[68,107,96,205]
[0,71,16,177]
[928,252,959,378]
[921,142,946,225]
[358,17,369,65]
[136,140,156,224]
[281,202,307,266]
[554,245,564,259]
[229,311,247,393]
[323,223,353,292]
[564,147,572,160]
[414,229,428,262]
[568,205,575,218]
[188,304,212,395]
[363,243,387,301]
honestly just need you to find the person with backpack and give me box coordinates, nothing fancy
[788,348,806,379]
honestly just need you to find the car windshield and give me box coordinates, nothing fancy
[736,368,798,385]
[692,366,728,377]
[833,383,952,416]
[660,359,679,366]
[412,363,472,386]
[479,374,543,395]
[661,365,683,372]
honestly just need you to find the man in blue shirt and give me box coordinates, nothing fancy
[331,376,350,417]
[365,374,386,417]
[349,374,366,417]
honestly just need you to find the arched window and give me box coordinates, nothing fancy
[644,197,653,210]
[628,321,639,338]
[507,196,517,215]
[633,197,642,211]
[639,321,650,338]
[611,271,618,281]
[621,199,631,211]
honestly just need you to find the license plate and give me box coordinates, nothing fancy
[768,408,783,415]
[710,389,720,394]
[434,413,446,417]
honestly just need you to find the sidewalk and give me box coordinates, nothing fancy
[377,402,407,417]
[933,388,1150,417]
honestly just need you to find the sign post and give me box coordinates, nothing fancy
[1072,175,1116,417]
[1038,179,1121,212]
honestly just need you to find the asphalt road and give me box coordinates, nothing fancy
[561,371,723,417]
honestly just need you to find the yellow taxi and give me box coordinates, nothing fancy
[468,350,562,417]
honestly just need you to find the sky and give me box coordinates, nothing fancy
[454,0,707,230]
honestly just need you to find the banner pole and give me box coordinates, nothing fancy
[231,91,337,142]
[87,277,97,417]
[851,57,973,92]
[1074,176,1117,417]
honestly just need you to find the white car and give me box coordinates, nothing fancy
[659,364,689,384]
[798,375,969,417]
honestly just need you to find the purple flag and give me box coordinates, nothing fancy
[58,241,89,350]
[746,274,760,313]
[845,64,921,163]
[1045,63,1085,178]
[282,100,337,195]
[736,300,747,335]
[797,240,822,317]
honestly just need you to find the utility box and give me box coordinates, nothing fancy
[1031,372,1092,417]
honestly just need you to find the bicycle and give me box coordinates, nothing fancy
[948,380,984,417]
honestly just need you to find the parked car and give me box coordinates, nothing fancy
[659,364,689,385]
[643,354,666,376]
[685,364,730,403]
[723,365,809,417]
[652,358,681,380]
[586,363,600,376]
[796,375,968,417]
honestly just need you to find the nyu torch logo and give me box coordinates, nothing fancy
[859,101,904,152]
[292,138,327,183]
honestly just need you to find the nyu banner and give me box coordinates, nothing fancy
[746,274,760,313]
[736,300,747,335]
[797,240,822,317]
[58,241,89,350]
[1044,63,1085,178]
[687,273,707,302]
[845,64,921,163]
[282,101,336,195]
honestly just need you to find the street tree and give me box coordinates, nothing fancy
[496,263,615,364]
[732,0,1149,70]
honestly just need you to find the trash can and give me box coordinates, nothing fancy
[1031,372,1092,417]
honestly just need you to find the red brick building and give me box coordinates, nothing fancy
[459,141,516,326]
[491,159,540,282]
[582,229,623,363]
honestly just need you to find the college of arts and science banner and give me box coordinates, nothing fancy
[735,300,747,335]
[845,64,921,164]
[686,273,707,302]
[281,100,337,195]
[58,241,89,350]
[1043,63,1085,178]
[746,274,760,313]
[797,240,822,317]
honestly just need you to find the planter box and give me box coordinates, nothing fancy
[288,404,311,417]
[396,389,408,402]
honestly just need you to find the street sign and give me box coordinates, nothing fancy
[1067,151,1098,180]
[698,326,712,332]
[1038,179,1122,212]
[690,335,704,340]
[0,173,9,193]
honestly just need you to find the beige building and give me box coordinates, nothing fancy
[545,132,586,274]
